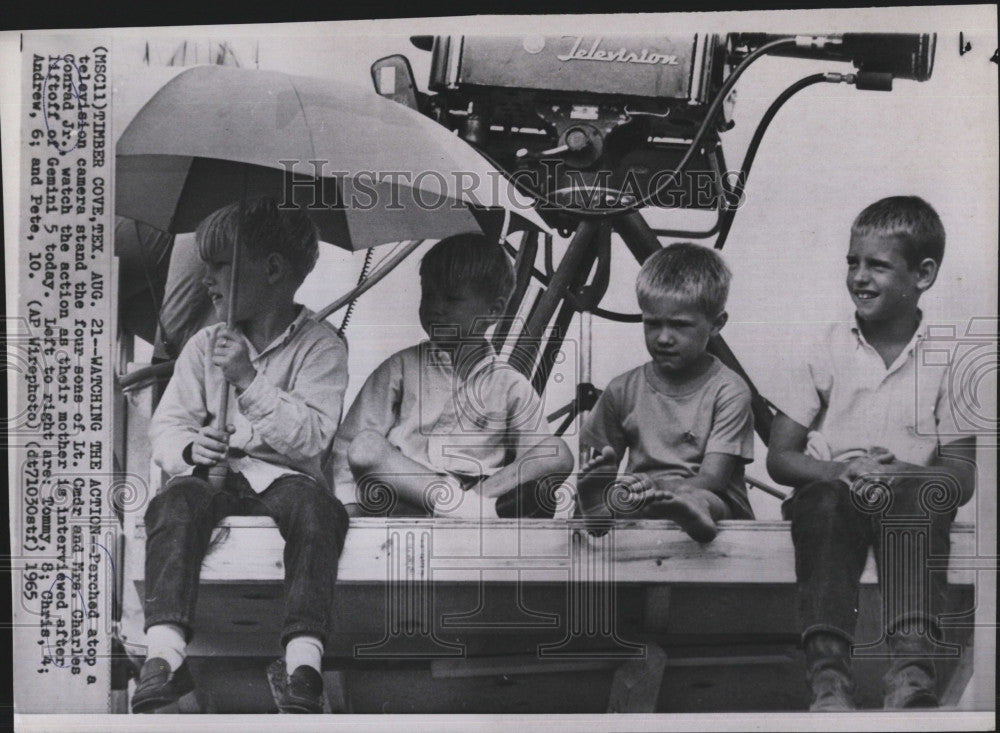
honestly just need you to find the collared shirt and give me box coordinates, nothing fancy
[772,313,961,466]
[150,306,349,492]
[332,340,547,506]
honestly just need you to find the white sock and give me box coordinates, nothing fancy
[145,623,186,674]
[285,635,323,674]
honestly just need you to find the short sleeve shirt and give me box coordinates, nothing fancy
[580,356,755,516]
[770,315,962,466]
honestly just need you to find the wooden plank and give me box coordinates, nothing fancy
[133,518,978,585]
[941,642,975,708]
[322,671,349,713]
[430,651,794,679]
[432,656,617,678]
[606,642,667,713]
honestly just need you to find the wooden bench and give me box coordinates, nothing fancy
[120,517,980,712]
[135,517,978,585]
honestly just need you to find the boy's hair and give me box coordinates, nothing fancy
[196,197,320,284]
[419,232,515,303]
[851,196,945,268]
[636,242,732,317]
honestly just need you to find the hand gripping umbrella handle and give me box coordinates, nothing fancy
[207,212,243,490]
[206,384,231,490]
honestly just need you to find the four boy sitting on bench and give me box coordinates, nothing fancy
[139,195,975,713]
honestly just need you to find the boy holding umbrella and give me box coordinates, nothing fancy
[136,197,350,714]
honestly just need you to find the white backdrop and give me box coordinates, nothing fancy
[110,8,999,519]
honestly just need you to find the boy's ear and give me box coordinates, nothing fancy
[265,252,288,283]
[711,310,729,336]
[915,257,939,292]
[488,295,508,317]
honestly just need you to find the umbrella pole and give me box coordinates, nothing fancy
[207,205,244,490]
[315,239,423,323]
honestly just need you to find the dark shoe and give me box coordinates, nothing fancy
[131,657,195,713]
[884,630,940,709]
[804,632,856,711]
[883,665,939,709]
[267,659,324,713]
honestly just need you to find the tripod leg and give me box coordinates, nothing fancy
[494,229,541,351]
[614,210,661,264]
[513,220,599,383]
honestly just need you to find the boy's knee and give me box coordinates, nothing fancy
[791,479,849,518]
[524,435,575,478]
[888,474,962,518]
[347,430,389,474]
[549,436,576,475]
[288,482,349,536]
[144,477,208,522]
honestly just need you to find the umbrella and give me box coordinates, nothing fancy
[116,65,546,487]
[114,216,174,345]
[116,65,544,249]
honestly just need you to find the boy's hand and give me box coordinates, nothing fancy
[190,424,235,466]
[838,447,901,504]
[839,446,896,486]
[212,327,257,390]
[616,471,655,497]
[579,445,617,475]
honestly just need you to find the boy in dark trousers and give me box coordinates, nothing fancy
[135,198,350,714]
[767,196,977,710]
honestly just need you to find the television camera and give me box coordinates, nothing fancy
[373,34,933,227]
[370,33,936,456]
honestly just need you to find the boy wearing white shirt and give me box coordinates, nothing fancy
[767,197,977,711]
[333,233,573,518]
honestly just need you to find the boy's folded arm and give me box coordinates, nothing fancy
[151,420,201,477]
[473,378,575,500]
[236,339,348,463]
[149,330,209,475]
[931,372,977,505]
[766,412,844,488]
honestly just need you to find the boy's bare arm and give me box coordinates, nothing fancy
[766,412,896,489]
[661,452,742,494]
[476,434,574,499]
[767,412,851,488]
